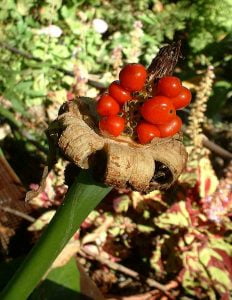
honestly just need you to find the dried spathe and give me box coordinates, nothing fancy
[47,42,188,192]
[48,100,187,192]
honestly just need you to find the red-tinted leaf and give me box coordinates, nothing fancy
[214,248,232,279]
[208,256,225,271]
[204,177,211,195]
[221,292,230,300]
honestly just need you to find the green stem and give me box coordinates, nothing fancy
[0,170,111,300]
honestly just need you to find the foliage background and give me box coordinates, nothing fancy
[0,0,232,299]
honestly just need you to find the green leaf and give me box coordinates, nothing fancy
[47,258,79,291]
[207,81,232,117]
[113,195,130,213]
[199,247,222,266]
[52,45,70,58]
[28,211,56,231]
[208,266,231,291]
[3,90,27,116]
[155,201,190,229]
[209,236,232,255]
[45,0,62,9]
[137,224,154,233]
[189,30,214,52]
[17,0,34,16]
[0,106,21,128]
[29,258,80,300]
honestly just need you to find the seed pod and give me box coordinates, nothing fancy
[97,142,155,191]
[48,99,187,192]
[47,42,187,193]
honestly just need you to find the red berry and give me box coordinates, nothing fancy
[67,92,75,101]
[99,115,125,137]
[136,122,160,144]
[157,76,182,97]
[108,80,132,104]
[97,94,120,116]
[170,86,192,109]
[140,96,176,125]
[119,63,147,92]
[157,115,182,137]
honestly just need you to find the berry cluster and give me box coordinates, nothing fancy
[96,64,192,144]
[138,76,191,144]
[97,64,147,137]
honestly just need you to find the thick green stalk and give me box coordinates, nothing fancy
[0,170,111,300]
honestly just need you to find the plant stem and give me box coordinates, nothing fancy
[0,170,111,300]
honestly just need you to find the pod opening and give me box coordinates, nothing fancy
[151,161,173,186]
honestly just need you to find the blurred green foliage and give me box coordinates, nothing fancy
[0,0,232,109]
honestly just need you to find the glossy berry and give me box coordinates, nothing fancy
[97,94,120,116]
[136,122,160,144]
[119,64,147,92]
[99,115,125,137]
[157,115,182,137]
[108,81,132,104]
[140,96,176,125]
[170,86,192,109]
[157,76,182,97]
